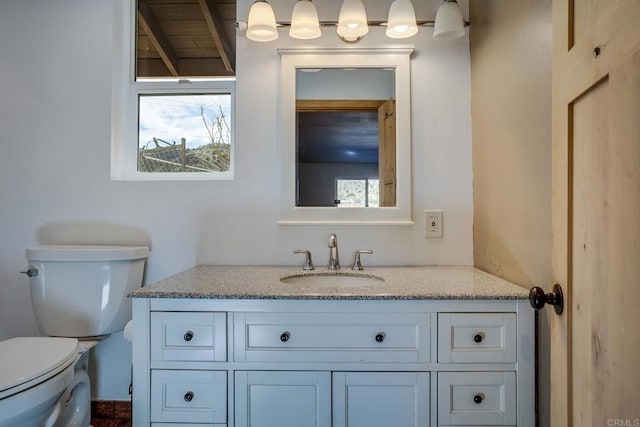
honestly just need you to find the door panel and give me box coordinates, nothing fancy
[570,51,640,426]
[571,77,608,427]
[587,49,640,424]
[378,99,396,207]
[552,0,640,425]
[333,372,429,427]
[234,371,331,427]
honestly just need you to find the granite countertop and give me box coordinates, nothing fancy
[129,265,529,300]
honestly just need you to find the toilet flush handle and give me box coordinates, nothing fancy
[20,267,39,278]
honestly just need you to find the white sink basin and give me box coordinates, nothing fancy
[280,273,384,288]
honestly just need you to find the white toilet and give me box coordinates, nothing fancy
[0,245,148,427]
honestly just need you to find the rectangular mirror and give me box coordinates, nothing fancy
[279,48,413,224]
[296,68,395,208]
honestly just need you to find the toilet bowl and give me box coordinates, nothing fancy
[0,245,148,427]
[0,337,84,427]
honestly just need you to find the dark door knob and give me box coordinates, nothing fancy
[529,284,564,315]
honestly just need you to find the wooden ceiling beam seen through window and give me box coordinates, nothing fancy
[137,1,180,76]
[198,0,235,74]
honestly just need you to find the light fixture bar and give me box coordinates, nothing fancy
[239,0,470,42]
[236,20,471,29]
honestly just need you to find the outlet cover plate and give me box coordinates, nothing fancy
[425,210,443,238]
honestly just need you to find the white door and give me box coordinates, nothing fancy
[234,371,331,427]
[540,0,640,425]
[332,372,429,427]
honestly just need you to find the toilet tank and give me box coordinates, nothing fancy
[25,245,149,338]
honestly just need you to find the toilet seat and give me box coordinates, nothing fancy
[0,337,78,400]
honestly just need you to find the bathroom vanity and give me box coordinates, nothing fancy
[130,266,534,427]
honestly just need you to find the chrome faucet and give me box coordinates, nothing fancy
[293,249,314,270]
[328,233,340,270]
[352,249,373,270]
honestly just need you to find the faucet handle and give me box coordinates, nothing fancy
[294,250,315,270]
[352,250,373,270]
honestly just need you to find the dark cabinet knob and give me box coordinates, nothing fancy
[375,332,386,343]
[184,391,194,402]
[473,393,485,404]
[473,333,484,343]
[280,331,291,342]
[183,331,194,342]
[529,284,564,315]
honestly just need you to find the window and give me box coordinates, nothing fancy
[111,0,236,180]
[336,179,380,207]
[138,94,231,173]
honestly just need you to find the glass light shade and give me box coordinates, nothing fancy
[290,0,321,40]
[433,0,465,40]
[246,1,279,42]
[337,0,369,41]
[386,0,418,39]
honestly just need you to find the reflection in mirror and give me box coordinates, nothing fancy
[278,47,412,224]
[296,69,396,208]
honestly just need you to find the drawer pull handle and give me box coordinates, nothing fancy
[280,331,291,343]
[184,391,194,402]
[473,393,485,404]
[375,332,386,343]
[183,331,194,342]
[473,332,485,343]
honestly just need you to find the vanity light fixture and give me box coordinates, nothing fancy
[290,0,321,40]
[433,0,465,40]
[238,0,470,43]
[386,0,418,39]
[246,0,279,42]
[336,0,369,42]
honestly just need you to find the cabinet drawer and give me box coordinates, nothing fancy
[438,372,516,426]
[438,313,516,363]
[151,370,227,424]
[234,312,430,363]
[151,312,227,361]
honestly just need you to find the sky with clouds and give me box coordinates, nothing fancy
[138,94,231,149]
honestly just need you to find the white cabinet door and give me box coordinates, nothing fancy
[234,371,331,427]
[333,372,430,427]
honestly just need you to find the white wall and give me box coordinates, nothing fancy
[297,68,395,99]
[469,1,552,425]
[0,0,472,400]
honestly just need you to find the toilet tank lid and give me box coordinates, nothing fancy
[26,245,149,261]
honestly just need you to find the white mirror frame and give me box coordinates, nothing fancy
[278,47,414,225]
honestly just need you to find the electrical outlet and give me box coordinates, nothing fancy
[424,210,443,238]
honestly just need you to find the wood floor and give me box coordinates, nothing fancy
[91,401,131,427]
